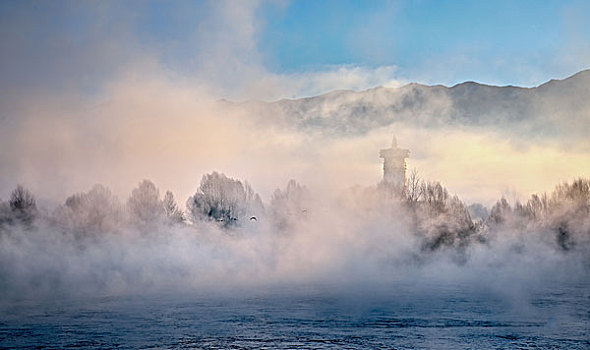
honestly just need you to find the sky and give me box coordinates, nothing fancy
[259,0,589,86]
[1,0,589,101]
[0,0,589,206]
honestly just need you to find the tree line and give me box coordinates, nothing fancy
[1,171,588,255]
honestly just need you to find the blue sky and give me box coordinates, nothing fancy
[1,0,589,99]
[258,0,588,85]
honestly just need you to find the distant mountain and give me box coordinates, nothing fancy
[225,70,590,141]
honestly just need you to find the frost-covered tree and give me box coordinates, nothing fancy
[163,190,184,224]
[127,180,164,226]
[421,181,449,215]
[483,179,590,251]
[187,172,263,226]
[467,203,489,221]
[545,178,590,251]
[416,195,474,252]
[399,179,476,252]
[270,179,310,231]
[523,194,548,221]
[58,184,122,235]
[488,198,512,226]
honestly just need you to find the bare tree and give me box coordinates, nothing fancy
[406,168,423,202]
[9,185,37,224]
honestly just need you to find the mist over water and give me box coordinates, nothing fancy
[1,2,589,346]
[1,216,588,349]
[0,115,588,347]
[1,79,588,347]
[0,173,588,299]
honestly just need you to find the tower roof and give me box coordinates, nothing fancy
[380,135,409,159]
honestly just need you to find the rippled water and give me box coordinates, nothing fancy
[1,280,588,349]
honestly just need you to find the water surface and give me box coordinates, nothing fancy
[1,280,588,349]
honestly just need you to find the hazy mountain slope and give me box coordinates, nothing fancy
[226,70,590,141]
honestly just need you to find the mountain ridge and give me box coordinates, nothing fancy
[223,69,590,142]
[258,69,590,104]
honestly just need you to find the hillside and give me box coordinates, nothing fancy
[227,70,590,141]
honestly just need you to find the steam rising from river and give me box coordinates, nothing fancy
[0,69,589,300]
[0,174,587,300]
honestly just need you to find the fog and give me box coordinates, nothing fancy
[1,63,589,302]
[0,170,588,301]
[2,71,589,207]
[0,1,588,304]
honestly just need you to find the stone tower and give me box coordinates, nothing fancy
[379,136,410,194]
